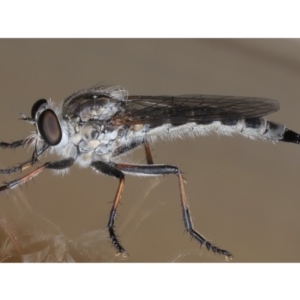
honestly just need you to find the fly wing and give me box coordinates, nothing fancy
[115,95,280,125]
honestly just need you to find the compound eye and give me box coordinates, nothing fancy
[31,99,48,119]
[37,109,62,145]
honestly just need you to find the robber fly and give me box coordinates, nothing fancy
[0,85,299,260]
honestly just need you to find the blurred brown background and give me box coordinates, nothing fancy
[0,39,300,262]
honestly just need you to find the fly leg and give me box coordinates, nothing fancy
[113,162,233,260]
[0,140,25,150]
[0,144,49,175]
[112,139,155,165]
[0,158,74,192]
[144,139,154,164]
[90,161,127,256]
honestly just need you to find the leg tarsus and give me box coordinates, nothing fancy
[108,227,128,257]
[189,228,233,259]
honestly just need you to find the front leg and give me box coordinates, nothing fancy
[0,158,74,192]
[0,144,49,175]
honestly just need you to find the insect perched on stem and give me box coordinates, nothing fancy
[1,85,299,260]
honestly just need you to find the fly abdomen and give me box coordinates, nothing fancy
[146,117,289,143]
[280,128,300,144]
[261,119,285,141]
[222,117,286,142]
[241,117,300,146]
[243,117,300,144]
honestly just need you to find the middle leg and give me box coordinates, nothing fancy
[90,161,127,256]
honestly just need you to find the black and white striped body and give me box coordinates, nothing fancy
[56,115,292,168]
[50,87,299,168]
[1,85,300,260]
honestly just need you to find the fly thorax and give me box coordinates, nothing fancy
[77,100,122,122]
